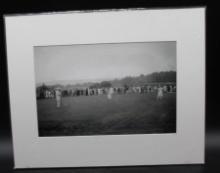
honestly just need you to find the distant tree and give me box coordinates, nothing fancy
[140,74,144,78]
[47,71,176,90]
[90,83,101,89]
[41,83,48,90]
[100,81,112,88]
[121,76,134,86]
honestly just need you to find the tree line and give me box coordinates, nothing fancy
[38,71,176,90]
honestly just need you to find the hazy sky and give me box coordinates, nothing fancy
[34,41,176,85]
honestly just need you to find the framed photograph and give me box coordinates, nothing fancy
[4,8,205,168]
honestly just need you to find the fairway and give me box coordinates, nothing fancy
[37,93,176,136]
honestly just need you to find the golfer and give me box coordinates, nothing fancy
[157,85,164,100]
[107,87,114,100]
[55,88,62,108]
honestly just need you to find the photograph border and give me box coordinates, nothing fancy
[4,8,205,168]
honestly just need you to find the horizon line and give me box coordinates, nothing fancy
[36,70,176,87]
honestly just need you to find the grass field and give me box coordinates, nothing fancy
[37,92,176,136]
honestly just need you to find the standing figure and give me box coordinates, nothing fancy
[163,85,167,93]
[107,87,114,99]
[98,88,102,95]
[55,88,62,108]
[136,86,141,94]
[157,86,164,100]
[173,85,176,92]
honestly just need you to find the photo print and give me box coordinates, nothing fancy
[34,41,176,137]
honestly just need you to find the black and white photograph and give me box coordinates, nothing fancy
[3,7,206,169]
[35,41,176,137]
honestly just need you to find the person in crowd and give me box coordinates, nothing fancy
[149,86,152,92]
[98,88,102,95]
[163,85,167,93]
[170,85,173,92]
[173,85,176,92]
[167,85,171,92]
[95,88,98,95]
[45,90,49,98]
